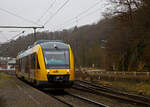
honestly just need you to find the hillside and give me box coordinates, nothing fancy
[0,0,150,71]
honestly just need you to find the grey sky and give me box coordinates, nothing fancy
[0,0,109,43]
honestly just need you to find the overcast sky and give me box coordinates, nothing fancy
[0,0,109,43]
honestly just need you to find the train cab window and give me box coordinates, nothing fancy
[43,50,70,69]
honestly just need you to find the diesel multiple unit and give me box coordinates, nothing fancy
[16,40,74,88]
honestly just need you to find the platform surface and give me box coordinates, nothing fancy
[0,72,66,107]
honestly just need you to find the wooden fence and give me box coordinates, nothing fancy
[76,70,150,82]
[87,71,150,77]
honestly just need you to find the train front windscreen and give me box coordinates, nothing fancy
[44,50,70,69]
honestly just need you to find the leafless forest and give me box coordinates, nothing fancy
[0,0,150,71]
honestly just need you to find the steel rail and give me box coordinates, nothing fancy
[74,80,150,106]
[17,78,73,107]
[75,80,150,103]
[43,90,108,107]
[50,95,74,107]
[17,77,107,107]
[66,92,108,107]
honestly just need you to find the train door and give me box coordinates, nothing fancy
[24,56,29,80]
[30,53,36,82]
[35,54,40,77]
[35,54,38,72]
[31,53,40,82]
[16,59,20,77]
[26,56,31,81]
[19,59,22,78]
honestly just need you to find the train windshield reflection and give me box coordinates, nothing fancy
[44,50,70,69]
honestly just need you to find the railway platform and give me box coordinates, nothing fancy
[0,72,66,107]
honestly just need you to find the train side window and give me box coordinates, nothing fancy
[16,60,18,68]
[31,53,35,69]
[37,57,40,69]
[25,56,29,73]
[18,59,20,72]
[22,57,26,71]
[28,55,31,68]
[19,59,22,72]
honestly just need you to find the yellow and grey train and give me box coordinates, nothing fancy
[16,40,74,88]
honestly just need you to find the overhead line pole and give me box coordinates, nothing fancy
[0,26,44,41]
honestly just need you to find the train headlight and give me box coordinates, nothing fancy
[54,44,58,49]
[67,70,69,74]
[47,70,50,74]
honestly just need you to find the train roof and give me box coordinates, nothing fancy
[33,40,63,46]
[40,42,69,50]
[17,40,69,59]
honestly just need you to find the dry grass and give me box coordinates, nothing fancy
[3,73,11,80]
[95,80,150,97]
[75,71,150,97]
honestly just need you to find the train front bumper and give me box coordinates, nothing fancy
[47,74,70,82]
[36,80,73,88]
[36,74,73,88]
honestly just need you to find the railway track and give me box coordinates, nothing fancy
[50,94,74,107]
[43,90,108,107]
[74,80,150,106]
[67,92,108,107]
[18,78,108,107]
[17,78,74,107]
